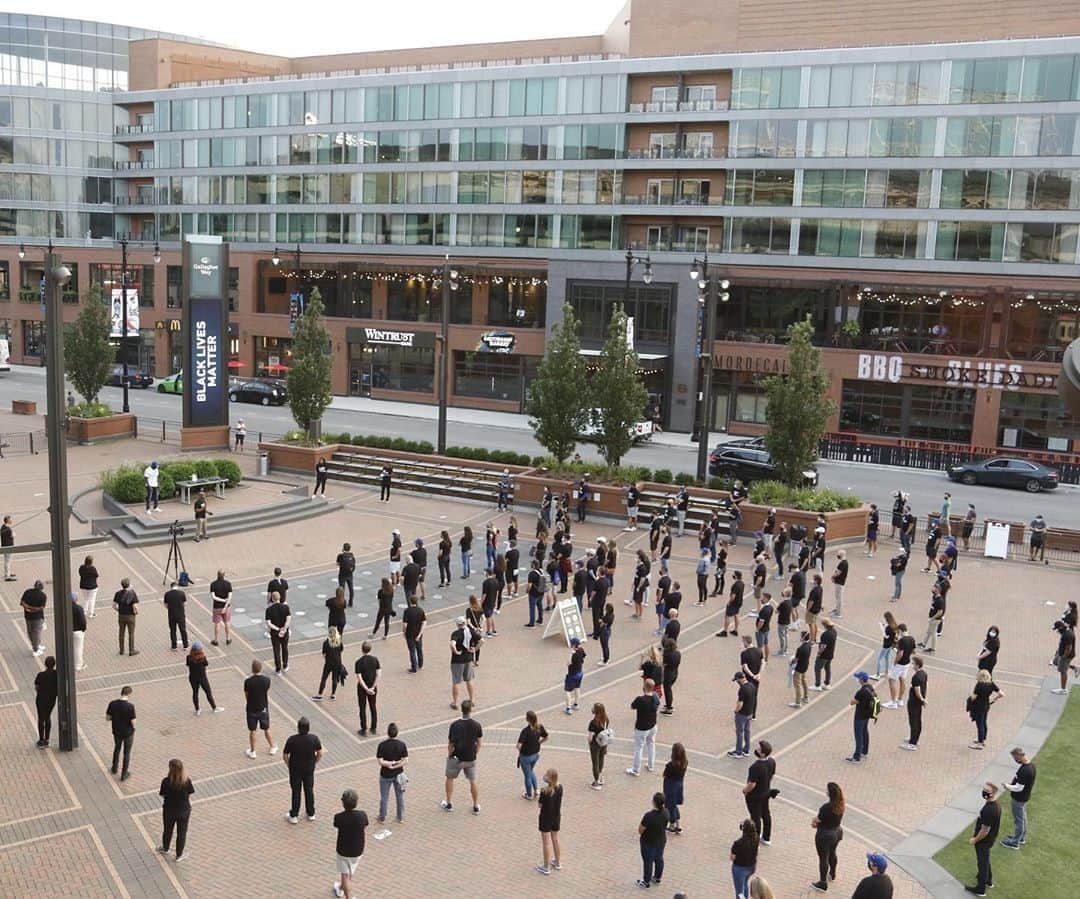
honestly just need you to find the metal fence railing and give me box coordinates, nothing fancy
[133,417,284,448]
[0,428,45,457]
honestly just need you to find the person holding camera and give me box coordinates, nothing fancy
[193,489,212,542]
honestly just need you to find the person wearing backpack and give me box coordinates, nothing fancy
[587,702,612,790]
[847,671,878,763]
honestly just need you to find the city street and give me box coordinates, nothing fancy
[1,365,1074,529]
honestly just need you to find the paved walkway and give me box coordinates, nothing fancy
[0,437,1075,897]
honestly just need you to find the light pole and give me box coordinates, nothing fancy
[691,255,730,482]
[43,249,77,749]
[624,248,654,307]
[116,236,160,413]
[436,255,459,454]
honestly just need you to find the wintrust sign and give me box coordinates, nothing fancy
[364,328,417,347]
[857,353,1057,391]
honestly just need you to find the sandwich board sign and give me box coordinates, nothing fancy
[543,598,588,647]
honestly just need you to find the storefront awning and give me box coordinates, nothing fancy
[580,349,668,361]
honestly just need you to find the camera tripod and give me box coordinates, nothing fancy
[162,523,188,586]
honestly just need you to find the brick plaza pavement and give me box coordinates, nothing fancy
[0,439,1074,897]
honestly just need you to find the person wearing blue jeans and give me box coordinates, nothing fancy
[1000,746,1035,849]
[730,818,758,899]
[727,672,756,759]
[847,671,875,762]
[375,723,407,823]
[637,792,668,889]
[661,743,687,833]
[516,711,548,798]
[890,549,908,602]
[460,527,473,580]
[526,562,544,627]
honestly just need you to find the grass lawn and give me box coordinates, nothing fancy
[934,690,1078,896]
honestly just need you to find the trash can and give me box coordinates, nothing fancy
[257,452,269,477]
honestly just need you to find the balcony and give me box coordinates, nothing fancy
[629,241,725,254]
[114,160,155,171]
[624,147,728,161]
[113,194,159,206]
[620,194,724,207]
[115,123,154,136]
[628,99,730,114]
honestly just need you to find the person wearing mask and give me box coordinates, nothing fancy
[830,550,848,618]
[961,503,977,551]
[283,716,324,824]
[968,670,1004,750]
[498,469,513,512]
[662,742,688,835]
[637,791,669,889]
[865,504,879,558]
[742,740,776,845]
[810,781,845,892]
[106,685,136,780]
[265,592,292,675]
[966,783,1001,896]
[977,626,1001,676]
[0,514,15,582]
[243,659,276,759]
[889,548,908,603]
[19,579,47,657]
[772,525,789,581]
[143,460,160,513]
[163,581,188,652]
[730,818,759,899]
[1000,746,1036,851]
[157,758,194,861]
[713,541,729,597]
[599,602,615,666]
[920,584,946,654]
[535,768,563,875]
[78,554,99,617]
[852,853,893,899]
[312,627,345,702]
[193,488,211,542]
[846,672,878,763]
[923,522,941,574]
[899,506,916,554]
[790,631,813,708]
[564,638,586,714]
[209,570,233,647]
[811,618,837,692]
[336,543,356,607]
[516,710,549,799]
[885,623,916,709]
[332,789,368,899]
[505,539,521,601]
[587,703,611,789]
[441,699,483,814]
[1028,513,1047,562]
[658,526,672,576]
[448,616,475,710]
[775,590,793,656]
[113,578,139,656]
[900,656,927,751]
[630,550,650,620]
[627,679,661,776]
[326,587,347,638]
[674,486,689,537]
[71,592,87,671]
[695,551,710,606]
[873,611,898,680]
[459,526,474,580]
[314,456,329,496]
[375,723,408,824]
[354,641,381,737]
[739,634,764,688]
[379,463,392,502]
[728,671,757,759]
[401,594,426,674]
[751,555,767,610]
[1051,618,1075,694]
[755,592,775,662]
[718,571,745,637]
[805,573,823,643]
[34,655,58,747]
[371,578,395,640]
[436,530,452,588]
[409,538,427,600]
[186,642,221,715]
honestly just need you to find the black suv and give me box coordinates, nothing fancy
[708,445,818,486]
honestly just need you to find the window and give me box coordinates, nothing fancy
[731,67,801,108]
[646,178,674,204]
[998,392,1077,451]
[648,132,676,158]
[454,352,524,401]
[22,320,44,357]
[1020,55,1077,103]
[0,261,8,300]
[369,345,434,392]
[730,120,797,158]
[487,277,546,327]
[568,281,673,345]
[1003,222,1079,263]
[944,116,1016,156]
[650,86,679,110]
[841,381,976,443]
[726,217,791,254]
[939,169,1011,209]
[949,58,1022,103]
[726,170,795,205]
[935,221,1006,262]
[1009,170,1078,209]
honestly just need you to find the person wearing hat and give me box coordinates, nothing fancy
[379,463,392,502]
[847,672,877,763]
[449,616,475,710]
[728,671,757,759]
[143,460,160,513]
[234,418,246,453]
[852,853,893,899]
[564,638,586,714]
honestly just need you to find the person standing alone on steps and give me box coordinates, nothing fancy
[314,456,329,496]
[379,464,392,502]
[143,461,160,513]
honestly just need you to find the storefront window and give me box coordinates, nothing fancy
[488,278,546,328]
[22,320,44,357]
[1006,302,1079,360]
[717,285,827,344]
[855,295,985,356]
[387,278,435,322]
[369,346,434,392]
[253,336,293,377]
[0,261,8,300]
[998,392,1077,451]
[567,281,673,347]
[454,352,526,401]
[89,264,155,307]
[841,381,976,443]
[167,265,181,309]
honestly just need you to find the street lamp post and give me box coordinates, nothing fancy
[623,248,654,307]
[691,255,730,483]
[436,255,459,454]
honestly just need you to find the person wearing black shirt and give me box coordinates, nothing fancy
[663,608,681,646]
[401,558,421,602]
[968,670,1004,749]
[371,578,396,640]
[401,595,426,673]
[791,630,813,707]
[628,680,660,775]
[921,585,945,653]
[901,656,927,750]
[967,783,1001,896]
[333,789,369,899]
[719,571,745,637]
[852,853,894,899]
[830,550,849,618]
[158,759,195,861]
[71,591,87,671]
[847,672,877,762]
[437,530,452,587]
[571,559,588,614]
[481,569,501,635]
[186,642,220,714]
[244,660,276,759]
[812,618,837,691]
[661,743,687,834]
[0,514,14,581]
[313,627,345,701]
[265,592,292,674]
[756,593,775,661]
[193,489,211,542]
[637,792,669,889]
[33,655,58,747]
[326,587,348,637]
[743,739,776,844]
[776,590,793,655]
[730,818,759,898]
[105,685,136,779]
[336,543,356,607]
[865,504,880,558]
[599,602,615,665]
[283,716,324,822]
[977,626,1000,675]
[810,781,845,891]
[505,542,521,600]
[674,486,689,536]
[729,671,757,759]
[375,723,408,823]
[535,768,564,875]
[516,710,549,798]
[890,548,908,601]
[443,700,483,813]
[389,529,403,587]
[886,624,916,708]
[209,570,233,647]
[20,580,47,657]
[713,542,728,596]
[266,567,290,607]
[590,572,610,640]
[899,507,916,554]
[379,463,392,502]
[659,638,680,715]
[314,456,329,496]
[163,582,188,651]
[113,578,140,656]
[1052,620,1076,693]
[410,539,428,601]
[739,636,763,686]
[625,484,640,531]
[1000,746,1036,850]
[354,642,382,736]
[78,553,99,617]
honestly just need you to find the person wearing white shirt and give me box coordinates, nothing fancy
[144,461,160,513]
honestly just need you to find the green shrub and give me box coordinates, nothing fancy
[652,469,673,484]
[531,455,547,468]
[747,480,861,512]
[193,459,218,480]
[708,476,733,492]
[162,461,197,484]
[674,472,696,486]
[213,458,242,488]
[412,440,434,455]
[747,480,790,508]
[70,401,115,419]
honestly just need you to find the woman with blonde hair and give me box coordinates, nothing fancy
[313,626,344,701]
[157,758,194,861]
[535,768,563,875]
[748,874,775,898]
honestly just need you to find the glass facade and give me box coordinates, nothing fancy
[840,381,977,443]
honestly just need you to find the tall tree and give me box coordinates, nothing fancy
[591,304,649,468]
[286,287,333,440]
[63,282,112,405]
[763,316,835,486]
[525,304,589,463]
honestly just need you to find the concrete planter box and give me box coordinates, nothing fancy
[516,473,630,517]
[66,412,135,445]
[257,441,333,474]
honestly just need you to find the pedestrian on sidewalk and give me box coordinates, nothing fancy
[711,541,728,596]
[163,581,188,651]
[829,551,848,617]
[535,768,563,875]
[1051,619,1075,694]
[731,817,759,899]
[599,602,615,665]
[78,554,98,616]
[106,685,136,780]
[355,641,381,736]
[402,594,425,673]
[846,671,877,763]
[332,789,368,899]
[901,656,927,750]
[627,679,660,776]
[776,590,792,655]
[375,723,408,824]
[865,504,879,557]
[265,591,292,675]
[773,525,788,580]
[696,551,710,605]
[920,584,945,653]
[20,579,47,656]
[411,538,428,601]
[661,638,680,716]
[853,853,892,899]
[631,550,650,619]
[968,670,1003,750]
[313,626,345,701]
[1028,513,1047,562]
[874,611,898,679]
[809,781,845,892]
[314,456,329,496]
[885,623,915,708]
[233,418,245,452]
[587,703,610,789]
[790,631,812,708]
[209,569,232,646]
[755,593,774,662]
[372,579,395,639]
[34,655,58,747]
[143,460,160,512]
[71,591,86,671]
[966,783,1000,897]
[379,463,392,502]
[961,503,977,551]
[498,469,512,512]
[193,488,211,541]
[743,740,775,845]
[113,578,139,656]
[564,638,585,714]
[442,699,483,813]
[923,521,941,573]
[449,616,475,710]
[243,660,276,759]
[1000,746,1036,850]
[157,758,193,861]
[327,586,347,637]
[1,514,15,581]
[186,642,221,715]
[663,742,687,834]
[812,618,836,692]
[637,791,669,889]
[283,716,323,823]
[516,710,548,799]
[337,543,356,607]
[728,671,757,759]
[889,548,909,602]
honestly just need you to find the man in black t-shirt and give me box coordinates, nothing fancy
[628,680,661,775]
[739,636,763,686]
[163,582,188,650]
[852,853,894,899]
[105,685,136,779]
[968,783,1001,895]
[756,593,775,661]
[333,789,369,897]
[449,618,475,709]
[401,595,426,673]
[887,623,916,708]
[210,570,233,647]
[813,618,837,690]
[375,723,408,824]
[19,580,47,656]
[1000,747,1036,850]
[354,642,381,736]
[442,700,482,813]
[337,543,356,607]
[266,567,289,606]
[265,592,292,675]
[283,716,323,822]
[831,550,849,617]
[410,539,428,601]
[589,573,609,639]
[113,578,140,656]
[526,559,544,627]
[401,559,421,600]
[729,671,757,759]
[791,630,813,706]
[1052,620,1075,693]
[637,793,669,888]
[742,739,776,843]
[847,671,877,762]
[193,489,211,541]
[243,659,276,759]
[1,514,15,581]
[902,656,928,750]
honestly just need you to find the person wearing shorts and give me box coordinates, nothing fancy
[332,789,368,899]
[449,617,475,709]
[442,700,482,813]
[210,570,232,647]
[243,660,276,759]
[389,530,402,586]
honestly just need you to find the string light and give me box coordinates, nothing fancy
[273,267,547,288]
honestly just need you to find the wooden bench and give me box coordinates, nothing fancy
[176,476,227,504]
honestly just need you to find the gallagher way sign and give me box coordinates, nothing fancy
[181,236,230,428]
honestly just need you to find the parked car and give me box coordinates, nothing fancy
[228,379,288,406]
[708,445,818,486]
[157,372,183,394]
[579,409,654,444]
[105,366,153,389]
[723,435,766,449]
[947,457,1060,493]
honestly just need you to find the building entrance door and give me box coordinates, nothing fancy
[350,364,373,397]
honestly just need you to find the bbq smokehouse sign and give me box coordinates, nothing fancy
[857,353,1057,390]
